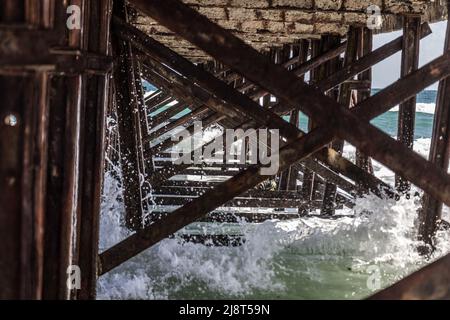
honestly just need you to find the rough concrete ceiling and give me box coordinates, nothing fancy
[131,0,448,62]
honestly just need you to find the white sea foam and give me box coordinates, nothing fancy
[390,103,436,115]
[97,136,450,300]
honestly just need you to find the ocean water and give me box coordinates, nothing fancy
[97,90,450,300]
[298,90,437,139]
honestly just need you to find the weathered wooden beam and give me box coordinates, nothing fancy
[115,20,388,198]
[317,23,431,92]
[154,133,358,200]
[368,253,450,300]
[301,39,320,203]
[146,92,174,114]
[273,46,292,192]
[233,39,345,95]
[111,3,146,230]
[161,180,220,189]
[396,15,421,193]
[150,107,363,201]
[418,13,450,250]
[279,41,308,192]
[141,59,234,127]
[1,0,112,300]
[145,106,210,144]
[134,30,436,210]
[300,39,323,206]
[156,174,350,204]
[152,189,353,209]
[132,59,155,185]
[322,31,354,216]
[105,5,450,276]
[141,61,243,133]
[98,126,335,274]
[153,195,308,208]
[155,61,243,133]
[155,163,246,172]
[125,16,450,204]
[154,187,300,198]
[120,35,299,139]
[128,0,450,208]
[292,40,346,80]
[0,2,49,300]
[76,0,113,300]
[355,28,375,176]
[143,70,192,110]
[352,53,450,121]
[145,89,162,102]
[144,45,334,190]
[149,101,188,128]
[42,75,83,300]
[144,112,225,158]
[235,22,432,125]
[294,161,356,198]
[100,56,450,269]
[0,30,113,74]
[0,74,49,299]
[283,111,300,191]
[242,23,431,103]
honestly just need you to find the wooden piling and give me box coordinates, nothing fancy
[112,1,148,230]
[0,0,112,299]
[418,10,450,249]
[279,40,309,192]
[396,15,422,193]
[321,33,350,216]
[301,39,319,204]
[355,28,375,175]
[76,0,112,300]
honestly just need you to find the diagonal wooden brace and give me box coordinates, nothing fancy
[127,0,450,208]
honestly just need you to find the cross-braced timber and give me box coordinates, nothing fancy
[2,0,450,301]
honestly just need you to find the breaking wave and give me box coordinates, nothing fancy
[97,131,450,300]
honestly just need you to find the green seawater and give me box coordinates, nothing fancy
[297,111,435,139]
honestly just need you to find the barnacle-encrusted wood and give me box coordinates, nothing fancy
[132,0,447,61]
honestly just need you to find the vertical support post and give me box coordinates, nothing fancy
[278,44,297,191]
[301,39,317,204]
[0,74,49,300]
[133,59,155,177]
[0,0,53,301]
[396,15,421,193]
[76,0,113,300]
[112,1,147,229]
[42,0,84,300]
[355,28,374,175]
[133,58,155,214]
[277,41,309,192]
[321,32,354,215]
[43,75,83,300]
[1,0,112,300]
[418,12,450,250]
[288,40,309,191]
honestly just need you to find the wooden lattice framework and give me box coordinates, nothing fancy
[1,0,450,300]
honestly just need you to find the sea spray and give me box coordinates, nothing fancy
[98,98,450,299]
[97,178,450,299]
